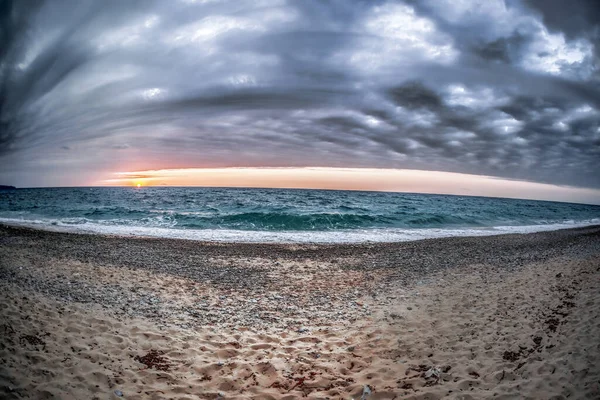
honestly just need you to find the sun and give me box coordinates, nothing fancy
[136,183,141,188]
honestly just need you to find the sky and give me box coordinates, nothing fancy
[0,0,599,203]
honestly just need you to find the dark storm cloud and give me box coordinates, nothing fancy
[521,0,600,40]
[0,0,599,188]
[470,33,530,64]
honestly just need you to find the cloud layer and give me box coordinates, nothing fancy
[0,0,599,189]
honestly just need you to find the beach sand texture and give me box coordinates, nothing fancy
[1,224,599,399]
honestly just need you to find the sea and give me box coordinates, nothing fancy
[0,187,598,243]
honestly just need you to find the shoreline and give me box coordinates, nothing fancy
[1,219,599,244]
[1,221,600,251]
[1,224,599,398]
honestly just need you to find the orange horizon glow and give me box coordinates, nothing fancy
[98,167,600,205]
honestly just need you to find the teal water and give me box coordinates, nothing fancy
[0,187,598,242]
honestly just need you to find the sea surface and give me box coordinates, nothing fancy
[0,187,599,243]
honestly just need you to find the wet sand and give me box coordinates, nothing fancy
[1,224,599,399]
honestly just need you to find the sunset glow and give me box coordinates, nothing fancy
[101,167,600,204]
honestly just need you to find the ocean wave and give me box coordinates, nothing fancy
[182,211,386,230]
[0,210,550,231]
[1,217,598,243]
[1,187,599,241]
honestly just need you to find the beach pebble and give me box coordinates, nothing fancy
[114,389,123,397]
[361,385,372,399]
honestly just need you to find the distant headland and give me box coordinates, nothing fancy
[0,185,17,190]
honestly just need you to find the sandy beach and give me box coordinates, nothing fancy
[1,224,599,399]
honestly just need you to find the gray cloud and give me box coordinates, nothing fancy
[0,0,599,189]
[522,0,600,40]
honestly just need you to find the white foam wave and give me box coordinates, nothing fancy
[1,217,599,243]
